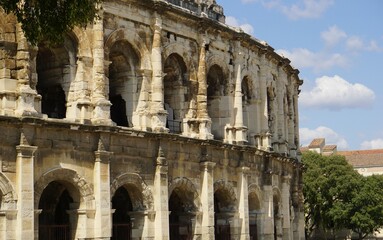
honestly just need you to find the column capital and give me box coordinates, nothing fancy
[94,150,112,163]
[236,166,250,175]
[199,161,216,171]
[16,145,37,157]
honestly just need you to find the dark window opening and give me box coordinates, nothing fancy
[110,94,129,127]
[38,85,67,119]
[39,182,73,240]
[112,187,133,240]
[214,190,232,240]
[169,190,193,240]
[164,53,188,134]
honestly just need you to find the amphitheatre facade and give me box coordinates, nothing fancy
[0,0,305,239]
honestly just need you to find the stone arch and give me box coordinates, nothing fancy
[163,42,197,79]
[213,180,237,212]
[242,75,254,104]
[105,28,151,70]
[272,186,282,209]
[34,168,94,209]
[36,33,78,119]
[206,54,230,80]
[248,183,263,211]
[110,173,153,211]
[206,55,230,97]
[248,183,263,240]
[163,53,190,133]
[107,38,140,127]
[0,172,17,208]
[206,60,230,139]
[168,177,201,212]
[71,26,92,58]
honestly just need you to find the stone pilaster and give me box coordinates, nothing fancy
[281,175,291,240]
[154,146,169,240]
[237,165,250,240]
[132,69,152,131]
[67,209,95,239]
[15,23,40,117]
[200,159,215,240]
[262,185,274,240]
[66,56,92,124]
[258,54,272,150]
[91,10,113,125]
[93,138,112,239]
[0,209,17,240]
[225,49,247,144]
[150,14,168,133]
[15,132,37,240]
[196,38,213,140]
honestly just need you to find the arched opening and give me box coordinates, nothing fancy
[214,188,235,240]
[112,187,133,240]
[108,40,140,127]
[249,192,262,240]
[168,187,196,240]
[164,53,189,133]
[207,64,228,140]
[38,181,79,240]
[36,36,77,119]
[242,76,253,104]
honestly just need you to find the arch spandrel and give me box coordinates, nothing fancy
[104,28,151,70]
[34,168,94,209]
[0,172,17,209]
[71,26,93,58]
[168,177,201,212]
[110,173,153,211]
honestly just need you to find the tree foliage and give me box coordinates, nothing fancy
[303,151,362,239]
[303,151,383,240]
[0,0,100,45]
[347,175,383,239]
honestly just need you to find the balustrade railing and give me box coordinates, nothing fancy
[112,223,132,240]
[39,224,70,240]
[214,224,231,240]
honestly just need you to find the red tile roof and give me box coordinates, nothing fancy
[338,149,383,167]
[323,145,337,151]
[308,138,325,148]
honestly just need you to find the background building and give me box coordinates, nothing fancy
[0,0,304,239]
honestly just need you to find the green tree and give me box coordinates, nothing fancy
[0,0,100,45]
[347,175,383,239]
[302,151,362,239]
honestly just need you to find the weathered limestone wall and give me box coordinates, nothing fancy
[0,0,304,239]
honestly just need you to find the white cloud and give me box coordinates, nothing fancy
[277,48,348,72]
[300,75,375,110]
[240,0,333,19]
[225,16,254,35]
[321,25,347,47]
[300,126,348,149]
[346,36,364,51]
[360,139,383,150]
[281,0,334,20]
[346,36,383,52]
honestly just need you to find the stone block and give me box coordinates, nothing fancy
[0,78,17,91]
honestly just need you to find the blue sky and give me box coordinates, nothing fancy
[218,0,383,150]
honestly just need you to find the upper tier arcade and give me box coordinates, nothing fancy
[164,0,225,22]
